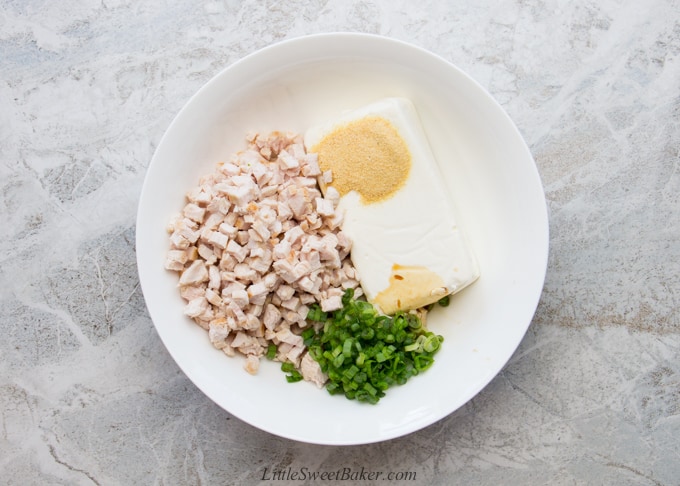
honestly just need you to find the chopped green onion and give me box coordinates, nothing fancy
[332,354,345,368]
[281,362,295,373]
[364,382,377,396]
[437,295,451,307]
[306,304,328,322]
[301,327,316,346]
[423,335,440,353]
[302,289,444,404]
[407,314,422,330]
[342,338,353,357]
[404,342,420,352]
[281,362,303,382]
[360,327,375,340]
[286,372,303,383]
[266,344,277,360]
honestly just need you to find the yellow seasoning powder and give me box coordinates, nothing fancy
[311,116,411,204]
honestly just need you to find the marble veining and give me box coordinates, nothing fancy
[1,0,679,484]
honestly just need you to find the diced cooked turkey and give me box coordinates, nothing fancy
[302,153,321,177]
[205,288,222,307]
[184,296,209,318]
[273,259,298,284]
[244,354,260,375]
[231,331,264,356]
[286,344,306,366]
[300,352,327,388]
[275,284,295,301]
[166,131,361,380]
[314,197,335,217]
[275,327,304,347]
[262,303,282,331]
[324,186,340,206]
[208,318,230,348]
[207,265,221,289]
[246,281,268,305]
[278,149,300,170]
[179,260,209,286]
[320,294,343,312]
[165,250,188,271]
[231,289,250,308]
[183,203,206,223]
[226,239,248,263]
[206,230,228,250]
[180,284,206,301]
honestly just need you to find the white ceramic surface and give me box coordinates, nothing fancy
[136,33,548,445]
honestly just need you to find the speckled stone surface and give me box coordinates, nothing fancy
[1,1,679,484]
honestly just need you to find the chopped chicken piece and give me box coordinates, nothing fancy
[231,331,261,354]
[179,260,209,286]
[284,225,305,247]
[244,354,260,375]
[301,153,321,177]
[275,284,295,301]
[320,295,343,312]
[247,281,268,302]
[286,344,306,365]
[315,197,335,216]
[180,284,206,301]
[164,250,188,271]
[262,304,282,331]
[278,149,300,170]
[203,212,226,231]
[208,318,230,349]
[249,257,271,274]
[275,327,304,347]
[231,289,250,308]
[273,259,298,284]
[184,297,209,318]
[205,288,222,307]
[281,296,300,312]
[300,352,327,388]
[272,240,292,260]
[183,203,206,223]
[207,265,221,289]
[197,243,216,264]
[207,231,229,250]
[226,239,248,262]
[324,186,340,206]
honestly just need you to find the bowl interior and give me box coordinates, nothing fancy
[136,33,548,445]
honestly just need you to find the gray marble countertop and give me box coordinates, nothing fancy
[2,1,679,484]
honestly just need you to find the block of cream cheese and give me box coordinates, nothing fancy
[304,97,479,315]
